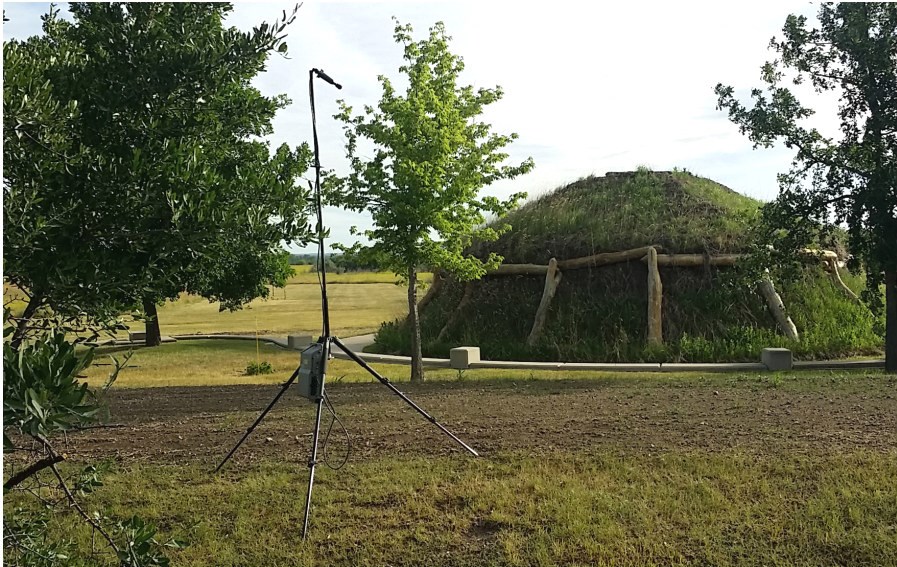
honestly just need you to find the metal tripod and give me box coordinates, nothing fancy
[214,68,479,540]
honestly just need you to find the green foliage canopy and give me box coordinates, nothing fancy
[3,3,314,340]
[715,3,896,300]
[332,20,534,281]
[715,2,896,371]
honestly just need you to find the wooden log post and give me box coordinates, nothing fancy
[646,247,663,346]
[759,271,799,341]
[526,258,563,346]
[436,282,475,343]
[413,271,444,319]
[825,259,861,304]
[557,245,663,270]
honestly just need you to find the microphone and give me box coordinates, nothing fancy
[313,68,342,90]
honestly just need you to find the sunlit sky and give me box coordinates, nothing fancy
[3,1,835,253]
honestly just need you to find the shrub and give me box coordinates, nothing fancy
[245,361,274,375]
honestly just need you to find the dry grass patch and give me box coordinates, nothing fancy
[286,266,433,285]
[155,282,408,337]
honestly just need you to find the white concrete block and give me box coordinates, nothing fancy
[450,347,481,370]
[288,335,314,350]
[761,347,793,371]
[128,331,146,341]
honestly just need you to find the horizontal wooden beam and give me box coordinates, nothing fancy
[488,263,550,276]
[557,245,662,270]
[799,248,838,260]
[647,250,839,267]
[487,248,840,276]
[649,254,741,267]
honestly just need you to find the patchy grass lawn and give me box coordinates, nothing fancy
[12,451,897,566]
[11,347,897,566]
[86,340,435,388]
[86,339,890,390]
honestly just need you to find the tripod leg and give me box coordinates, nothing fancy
[332,337,479,457]
[301,389,326,540]
[214,367,301,473]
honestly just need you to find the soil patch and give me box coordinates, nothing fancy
[57,377,897,467]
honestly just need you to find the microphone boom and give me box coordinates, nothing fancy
[313,68,342,90]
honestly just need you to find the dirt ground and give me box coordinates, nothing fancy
[55,375,897,468]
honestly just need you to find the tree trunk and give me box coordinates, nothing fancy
[408,267,424,383]
[142,297,162,347]
[886,269,897,374]
[407,271,443,325]
[9,294,43,351]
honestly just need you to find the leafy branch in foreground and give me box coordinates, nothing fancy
[3,312,184,566]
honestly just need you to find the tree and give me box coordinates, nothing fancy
[715,3,897,372]
[3,10,134,349]
[3,3,313,347]
[333,20,534,381]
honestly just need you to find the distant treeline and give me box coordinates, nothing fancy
[287,253,319,265]
[287,252,381,273]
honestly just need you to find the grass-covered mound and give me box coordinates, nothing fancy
[375,170,882,362]
[475,169,761,262]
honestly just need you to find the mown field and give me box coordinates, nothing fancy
[6,340,897,566]
[149,267,433,338]
[4,267,433,339]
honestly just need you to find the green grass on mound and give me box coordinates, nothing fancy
[476,169,760,264]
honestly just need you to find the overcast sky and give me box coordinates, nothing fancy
[3,1,833,253]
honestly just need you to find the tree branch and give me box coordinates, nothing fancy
[820,193,855,206]
[49,463,121,555]
[3,454,66,491]
[791,139,870,180]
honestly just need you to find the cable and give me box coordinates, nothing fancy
[320,390,350,470]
